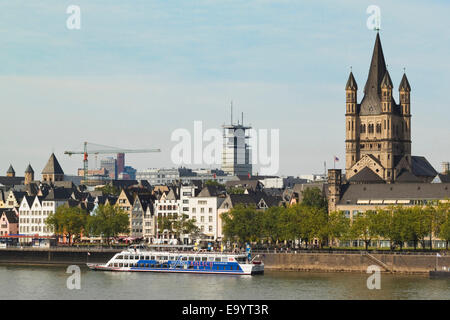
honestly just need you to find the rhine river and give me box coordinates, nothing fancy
[1,264,449,300]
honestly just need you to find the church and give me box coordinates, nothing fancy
[327,32,450,220]
[344,32,436,184]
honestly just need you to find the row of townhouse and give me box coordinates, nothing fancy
[122,183,284,245]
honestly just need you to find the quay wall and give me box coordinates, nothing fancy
[260,252,450,274]
[0,248,448,274]
[0,248,119,265]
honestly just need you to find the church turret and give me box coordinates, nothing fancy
[399,72,412,167]
[345,72,359,171]
[381,70,393,113]
[399,73,411,115]
[25,164,34,185]
[6,165,15,178]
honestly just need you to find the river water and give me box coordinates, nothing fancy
[1,264,449,300]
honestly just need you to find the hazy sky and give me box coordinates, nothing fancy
[1,0,449,177]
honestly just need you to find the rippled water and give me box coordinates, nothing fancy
[1,264,449,300]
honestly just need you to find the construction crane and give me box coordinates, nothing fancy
[64,141,161,181]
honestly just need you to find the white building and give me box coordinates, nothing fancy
[18,196,53,242]
[188,195,225,242]
[154,188,181,243]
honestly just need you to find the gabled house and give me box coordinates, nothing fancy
[0,209,18,236]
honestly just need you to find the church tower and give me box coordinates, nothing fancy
[25,164,34,185]
[345,32,413,183]
[42,153,64,183]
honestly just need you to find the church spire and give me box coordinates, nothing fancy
[381,69,393,89]
[399,73,411,91]
[345,71,358,90]
[364,32,387,98]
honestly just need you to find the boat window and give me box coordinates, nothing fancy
[214,257,221,262]
[151,256,155,260]
[140,256,145,260]
[194,257,201,261]
[134,256,139,260]
[117,255,123,259]
[188,265,194,269]
[201,257,207,262]
[163,256,168,260]
[222,257,228,262]
[156,256,162,260]
[182,257,187,261]
[189,257,194,261]
[124,255,129,260]
[145,256,150,260]
[119,263,123,267]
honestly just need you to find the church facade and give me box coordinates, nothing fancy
[344,33,436,184]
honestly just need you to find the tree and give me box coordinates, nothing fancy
[349,210,379,250]
[301,187,328,212]
[204,180,224,187]
[439,213,450,250]
[46,206,88,245]
[226,186,245,194]
[327,211,350,247]
[165,214,199,243]
[221,205,262,244]
[290,204,325,248]
[261,206,284,244]
[95,184,120,196]
[411,206,432,250]
[86,204,129,244]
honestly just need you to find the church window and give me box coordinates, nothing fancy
[376,124,381,133]
[360,124,366,133]
[384,120,386,129]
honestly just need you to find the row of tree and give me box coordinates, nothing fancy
[221,202,450,250]
[46,204,129,245]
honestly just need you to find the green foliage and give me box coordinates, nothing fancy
[204,180,224,187]
[226,186,245,194]
[221,204,263,244]
[301,187,328,211]
[349,210,378,250]
[220,199,450,250]
[96,184,120,196]
[157,214,199,242]
[46,206,88,245]
[327,211,350,246]
[86,204,129,243]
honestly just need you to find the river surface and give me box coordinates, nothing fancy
[1,264,449,300]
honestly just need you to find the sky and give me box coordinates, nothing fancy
[0,0,449,177]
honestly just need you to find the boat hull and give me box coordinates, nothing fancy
[429,270,450,278]
[87,263,263,275]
